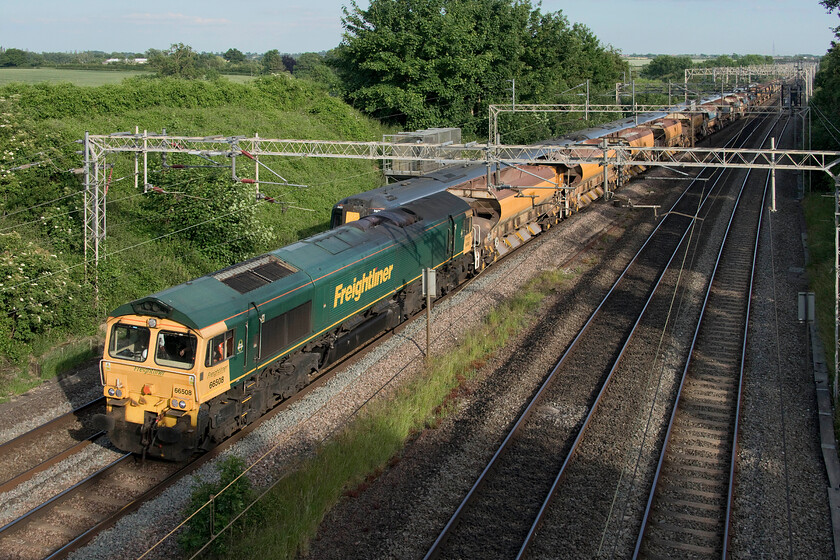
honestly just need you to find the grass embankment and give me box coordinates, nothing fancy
[802,188,840,447]
[188,268,573,558]
[0,75,388,399]
[803,192,835,376]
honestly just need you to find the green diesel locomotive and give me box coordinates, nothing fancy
[95,192,474,460]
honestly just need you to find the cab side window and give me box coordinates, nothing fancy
[206,329,235,367]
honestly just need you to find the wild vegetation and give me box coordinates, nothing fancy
[0,75,386,396]
[805,0,840,383]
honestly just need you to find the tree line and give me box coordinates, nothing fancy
[641,53,776,80]
[0,46,312,76]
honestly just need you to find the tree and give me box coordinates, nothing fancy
[198,53,225,79]
[822,0,840,34]
[262,49,286,74]
[335,0,625,139]
[707,54,736,67]
[811,0,840,189]
[0,48,41,68]
[734,54,774,66]
[147,43,203,79]
[641,55,694,79]
[143,170,271,263]
[224,48,246,64]
[281,54,297,73]
[294,52,342,92]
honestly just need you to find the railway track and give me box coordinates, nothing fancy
[423,111,779,559]
[0,452,171,560]
[0,397,105,495]
[0,196,563,559]
[631,119,788,560]
[0,341,379,560]
[2,106,786,560]
[519,115,788,559]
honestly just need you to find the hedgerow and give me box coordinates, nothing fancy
[0,75,387,392]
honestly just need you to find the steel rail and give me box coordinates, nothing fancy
[0,396,105,493]
[0,431,105,494]
[0,396,104,453]
[512,114,775,560]
[422,116,765,560]
[632,117,787,559]
[0,452,133,535]
[721,119,780,560]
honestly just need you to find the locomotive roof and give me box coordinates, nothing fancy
[110,191,470,332]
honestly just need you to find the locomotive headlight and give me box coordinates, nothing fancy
[171,398,179,409]
[115,388,123,398]
[108,387,115,397]
[147,318,157,328]
[179,400,187,409]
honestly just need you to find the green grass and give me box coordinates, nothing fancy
[0,68,150,86]
[803,192,835,377]
[190,267,575,559]
[625,57,651,68]
[0,337,99,403]
[0,68,255,86]
[802,191,839,443]
[36,338,99,379]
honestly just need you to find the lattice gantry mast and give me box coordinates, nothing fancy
[83,132,107,271]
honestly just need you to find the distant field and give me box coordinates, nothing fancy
[625,57,712,67]
[0,68,255,86]
[0,68,150,85]
[625,57,651,68]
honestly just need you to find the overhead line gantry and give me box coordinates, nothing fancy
[80,71,840,397]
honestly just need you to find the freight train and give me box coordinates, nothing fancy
[329,85,776,229]
[94,83,779,460]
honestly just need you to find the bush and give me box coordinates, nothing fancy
[179,455,258,556]
[0,232,80,362]
[142,170,272,263]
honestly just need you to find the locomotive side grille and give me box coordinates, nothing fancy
[214,255,297,294]
[260,300,312,359]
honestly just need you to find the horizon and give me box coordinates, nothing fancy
[1,0,836,58]
[0,47,825,59]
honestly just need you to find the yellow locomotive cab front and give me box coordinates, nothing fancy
[96,315,208,460]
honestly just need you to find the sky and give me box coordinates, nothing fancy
[1,0,836,57]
